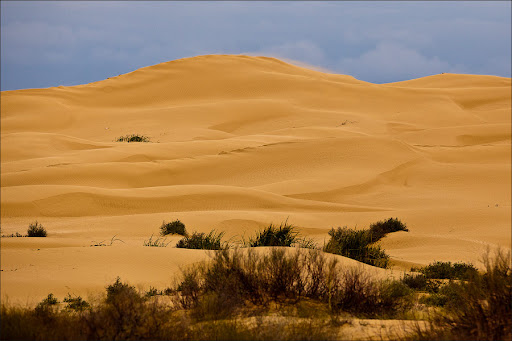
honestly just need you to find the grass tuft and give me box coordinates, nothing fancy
[143,234,170,247]
[244,221,316,248]
[27,221,47,237]
[176,230,226,250]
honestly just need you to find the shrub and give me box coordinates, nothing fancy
[105,277,142,305]
[323,227,390,268]
[143,234,170,247]
[115,134,150,142]
[406,249,512,341]
[160,219,187,236]
[176,230,226,250]
[401,273,441,293]
[27,221,47,237]
[369,217,408,242]
[63,294,90,311]
[246,222,297,247]
[414,261,478,280]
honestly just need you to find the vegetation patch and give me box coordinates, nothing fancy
[115,134,151,143]
[323,218,408,268]
[244,221,316,248]
[27,221,47,237]
[160,219,187,236]
[143,234,170,247]
[411,260,478,280]
[1,249,510,341]
[176,230,226,250]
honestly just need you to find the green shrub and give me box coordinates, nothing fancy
[245,222,299,247]
[414,261,478,280]
[369,217,408,242]
[115,134,150,142]
[176,230,226,250]
[160,219,187,236]
[322,227,390,268]
[27,221,47,237]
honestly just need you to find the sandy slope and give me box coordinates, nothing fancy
[1,55,510,305]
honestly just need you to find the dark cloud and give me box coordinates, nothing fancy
[1,1,510,90]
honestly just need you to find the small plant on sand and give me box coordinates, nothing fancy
[27,221,47,237]
[176,230,226,250]
[115,134,150,142]
[90,235,124,247]
[143,234,170,247]
[160,219,187,236]
[244,221,316,248]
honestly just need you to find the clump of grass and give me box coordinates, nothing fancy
[244,221,316,248]
[323,218,409,268]
[143,234,170,247]
[412,260,478,280]
[27,221,47,237]
[323,227,390,268]
[176,230,226,250]
[160,219,187,236]
[115,134,150,142]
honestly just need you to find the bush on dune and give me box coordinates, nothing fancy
[160,219,187,236]
[323,218,408,268]
[27,221,47,237]
[244,221,316,249]
[176,230,226,250]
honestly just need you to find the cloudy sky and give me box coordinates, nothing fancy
[1,1,510,90]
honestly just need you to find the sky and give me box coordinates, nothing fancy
[1,1,511,91]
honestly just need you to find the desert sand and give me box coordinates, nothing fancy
[1,54,510,306]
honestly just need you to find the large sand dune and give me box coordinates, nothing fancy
[1,55,510,304]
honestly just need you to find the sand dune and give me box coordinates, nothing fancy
[1,54,510,304]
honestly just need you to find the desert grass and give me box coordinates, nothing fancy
[115,134,150,142]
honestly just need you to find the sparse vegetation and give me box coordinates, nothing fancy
[143,234,170,247]
[412,260,478,280]
[63,294,90,311]
[90,235,124,247]
[1,249,510,341]
[244,221,316,248]
[160,219,187,236]
[406,249,511,341]
[115,134,150,142]
[27,221,47,237]
[323,218,408,268]
[176,230,226,250]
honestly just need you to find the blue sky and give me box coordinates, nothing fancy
[1,1,510,90]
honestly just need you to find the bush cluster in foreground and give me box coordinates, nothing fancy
[1,249,510,341]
